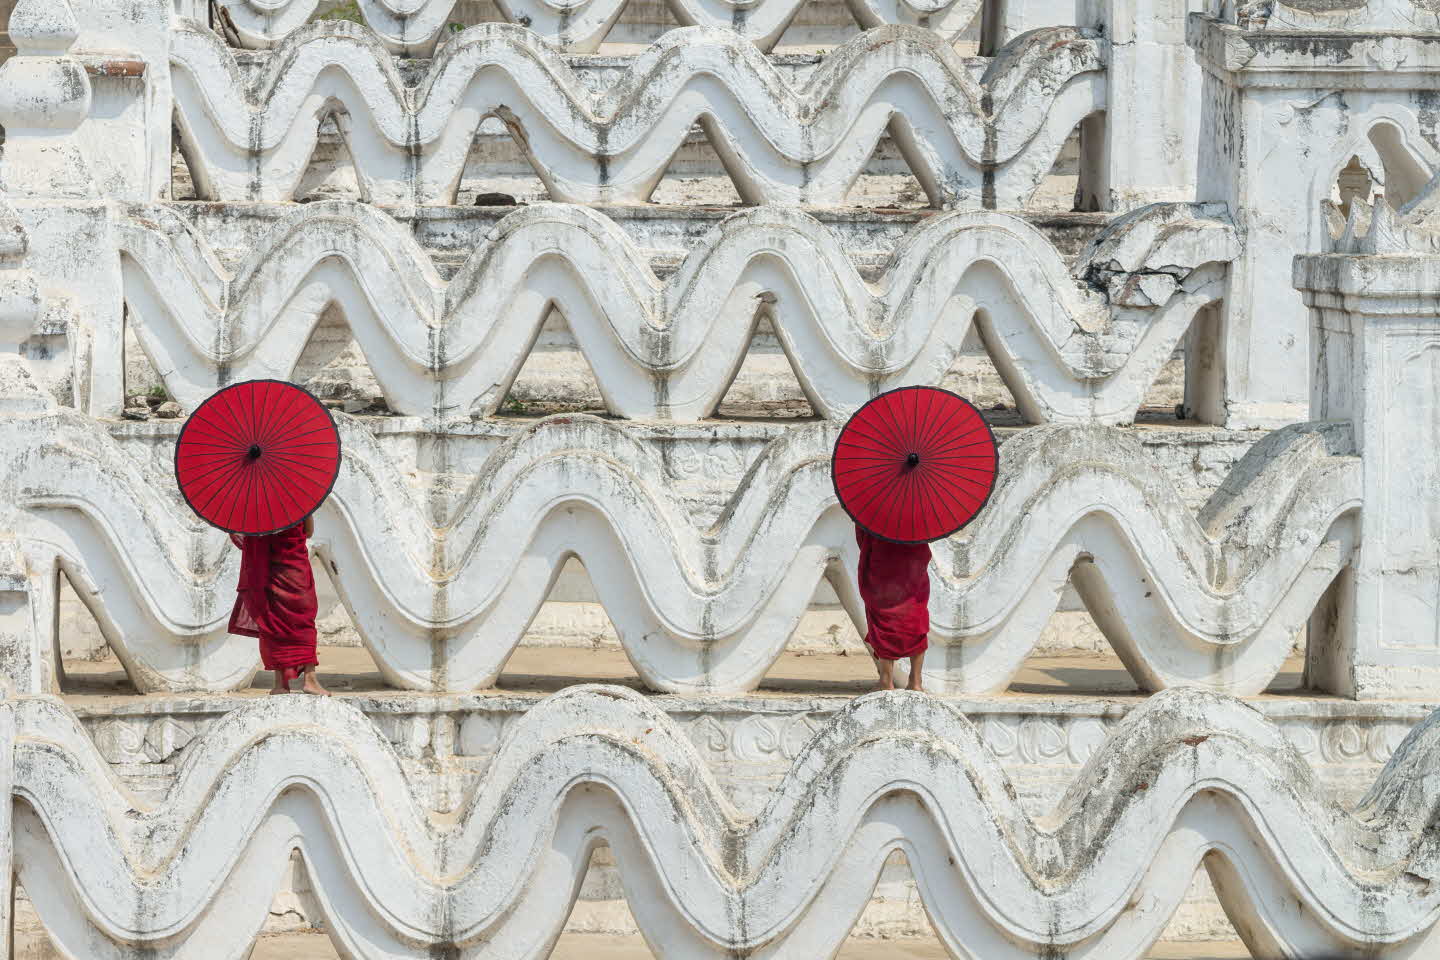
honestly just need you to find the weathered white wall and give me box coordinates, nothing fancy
[13,683,1423,946]
[13,686,1440,958]
[4,0,1440,956]
[54,420,1270,661]
[1190,14,1440,428]
[109,199,1234,422]
[0,388,1357,696]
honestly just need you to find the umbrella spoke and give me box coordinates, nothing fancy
[838,419,906,456]
[877,392,912,457]
[911,466,961,537]
[190,461,245,519]
[264,394,328,451]
[214,385,254,450]
[926,467,978,533]
[842,465,906,524]
[254,384,305,452]
[190,406,249,452]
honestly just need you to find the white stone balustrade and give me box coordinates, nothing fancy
[168,20,1105,207]
[9,684,1440,958]
[0,381,1360,694]
[110,198,1235,422]
[214,0,986,54]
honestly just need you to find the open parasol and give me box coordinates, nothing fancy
[831,385,998,544]
[174,379,341,536]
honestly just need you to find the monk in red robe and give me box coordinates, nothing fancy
[229,515,329,695]
[856,526,931,692]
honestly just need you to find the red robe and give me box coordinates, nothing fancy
[228,523,318,675]
[856,527,931,660]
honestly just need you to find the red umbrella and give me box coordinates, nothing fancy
[831,386,997,544]
[174,379,341,536]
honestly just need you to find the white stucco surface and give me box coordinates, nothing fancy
[1,0,1440,956]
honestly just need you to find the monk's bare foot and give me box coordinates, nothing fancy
[906,679,923,692]
[269,670,290,695]
[299,669,331,696]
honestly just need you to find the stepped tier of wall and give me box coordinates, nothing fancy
[2,396,1357,696]
[13,685,1440,959]
[5,0,1440,957]
[105,199,1233,421]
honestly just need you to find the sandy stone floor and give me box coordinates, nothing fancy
[58,645,1313,705]
[239,931,1254,959]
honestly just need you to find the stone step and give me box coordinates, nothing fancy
[241,932,1249,959]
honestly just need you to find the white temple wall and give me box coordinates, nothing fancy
[5,0,1440,956]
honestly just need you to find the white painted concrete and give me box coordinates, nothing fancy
[0,0,1438,956]
[13,686,1440,958]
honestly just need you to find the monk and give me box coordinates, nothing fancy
[855,526,932,692]
[229,515,329,695]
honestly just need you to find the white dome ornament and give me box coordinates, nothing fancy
[0,0,96,199]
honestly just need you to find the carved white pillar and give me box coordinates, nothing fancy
[0,0,130,414]
[69,0,174,200]
[0,0,94,198]
[0,539,49,694]
[1188,14,1440,428]
[1077,0,1203,212]
[1295,212,1440,698]
[982,0,1083,45]
[0,193,58,696]
[987,0,1202,212]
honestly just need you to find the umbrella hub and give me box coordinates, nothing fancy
[906,452,920,467]
[247,444,262,461]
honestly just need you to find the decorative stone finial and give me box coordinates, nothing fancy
[8,0,81,56]
[1324,171,1440,255]
[0,0,93,198]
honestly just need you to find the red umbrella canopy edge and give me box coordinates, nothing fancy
[174,379,342,537]
[831,385,998,544]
